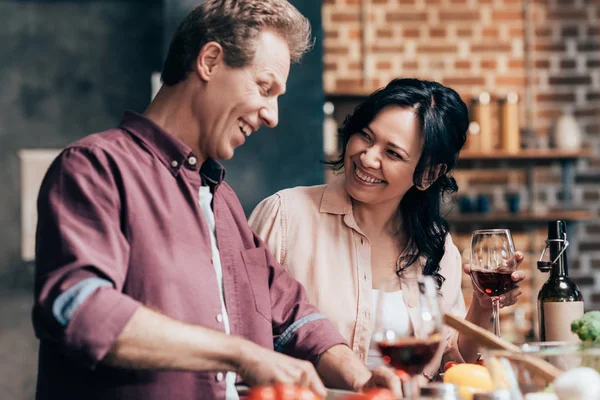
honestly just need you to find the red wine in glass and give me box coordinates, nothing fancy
[373,276,443,398]
[471,269,517,297]
[378,334,442,376]
[470,229,516,337]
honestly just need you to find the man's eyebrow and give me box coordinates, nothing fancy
[266,72,286,95]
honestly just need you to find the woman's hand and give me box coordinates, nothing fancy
[463,251,526,310]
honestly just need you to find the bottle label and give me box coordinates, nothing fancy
[543,301,584,342]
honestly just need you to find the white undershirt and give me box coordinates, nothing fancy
[199,186,239,400]
[367,289,412,370]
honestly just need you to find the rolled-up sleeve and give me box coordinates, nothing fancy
[249,195,347,364]
[33,146,141,369]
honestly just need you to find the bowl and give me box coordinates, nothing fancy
[482,342,600,396]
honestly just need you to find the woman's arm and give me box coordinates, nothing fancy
[249,193,286,265]
[459,298,493,362]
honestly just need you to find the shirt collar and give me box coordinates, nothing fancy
[320,177,352,215]
[200,158,226,186]
[320,176,425,269]
[119,110,225,185]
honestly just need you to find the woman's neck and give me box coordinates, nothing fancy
[351,198,400,239]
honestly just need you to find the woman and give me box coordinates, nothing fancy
[249,78,524,380]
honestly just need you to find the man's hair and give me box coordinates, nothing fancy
[161,0,312,86]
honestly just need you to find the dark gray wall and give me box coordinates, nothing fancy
[164,0,326,212]
[0,0,162,284]
[0,2,162,399]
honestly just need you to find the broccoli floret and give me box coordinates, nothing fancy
[571,311,600,342]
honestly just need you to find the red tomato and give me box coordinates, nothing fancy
[247,386,277,400]
[247,384,321,400]
[341,388,395,400]
[443,361,459,372]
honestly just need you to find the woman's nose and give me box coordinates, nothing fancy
[359,148,381,169]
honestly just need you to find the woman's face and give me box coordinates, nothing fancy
[344,105,424,208]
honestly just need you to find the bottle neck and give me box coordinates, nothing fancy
[549,241,568,278]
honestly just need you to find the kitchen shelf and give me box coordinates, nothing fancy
[447,209,593,224]
[459,148,594,161]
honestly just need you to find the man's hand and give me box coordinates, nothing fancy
[464,251,526,310]
[315,345,402,396]
[237,341,327,397]
[358,366,402,398]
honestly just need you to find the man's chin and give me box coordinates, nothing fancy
[216,147,236,161]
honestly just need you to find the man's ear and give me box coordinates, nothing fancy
[195,41,224,82]
[416,164,447,191]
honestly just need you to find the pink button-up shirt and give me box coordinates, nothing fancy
[33,112,346,400]
[249,180,467,377]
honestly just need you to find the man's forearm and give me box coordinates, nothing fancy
[102,306,248,372]
[458,301,492,362]
[315,344,371,391]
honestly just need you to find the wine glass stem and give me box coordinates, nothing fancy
[492,297,501,337]
[401,375,419,399]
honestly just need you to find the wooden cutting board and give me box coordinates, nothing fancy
[444,313,563,383]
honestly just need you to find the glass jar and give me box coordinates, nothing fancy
[420,383,460,399]
[473,390,511,400]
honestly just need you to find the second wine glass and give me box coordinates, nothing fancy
[470,228,517,337]
[373,275,443,399]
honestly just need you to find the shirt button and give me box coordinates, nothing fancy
[216,313,223,323]
[188,156,197,166]
[360,237,364,244]
[170,160,179,168]
[216,372,224,382]
[363,309,371,320]
[363,274,367,281]
[408,301,415,308]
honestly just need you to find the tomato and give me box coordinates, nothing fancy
[341,388,395,400]
[443,361,459,372]
[247,386,277,400]
[247,384,321,400]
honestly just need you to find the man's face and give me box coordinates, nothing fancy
[197,29,291,160]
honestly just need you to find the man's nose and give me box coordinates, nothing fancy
[259,99,279,128]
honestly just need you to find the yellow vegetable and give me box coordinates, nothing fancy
[443,363,495,391]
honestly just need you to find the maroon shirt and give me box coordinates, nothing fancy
[33,111,346,400]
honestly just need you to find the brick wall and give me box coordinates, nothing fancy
[324,0,600,340]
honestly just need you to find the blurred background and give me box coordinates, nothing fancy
[1,0,599,398]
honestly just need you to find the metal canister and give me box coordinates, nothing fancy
[472,390,511,400]
[419,383,460,399]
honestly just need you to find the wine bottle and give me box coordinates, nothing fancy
[538,220,584,342]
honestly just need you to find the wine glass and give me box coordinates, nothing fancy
[470,229,517,337]
[373,275,443,399]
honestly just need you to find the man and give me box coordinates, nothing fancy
[33,1,400,399]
